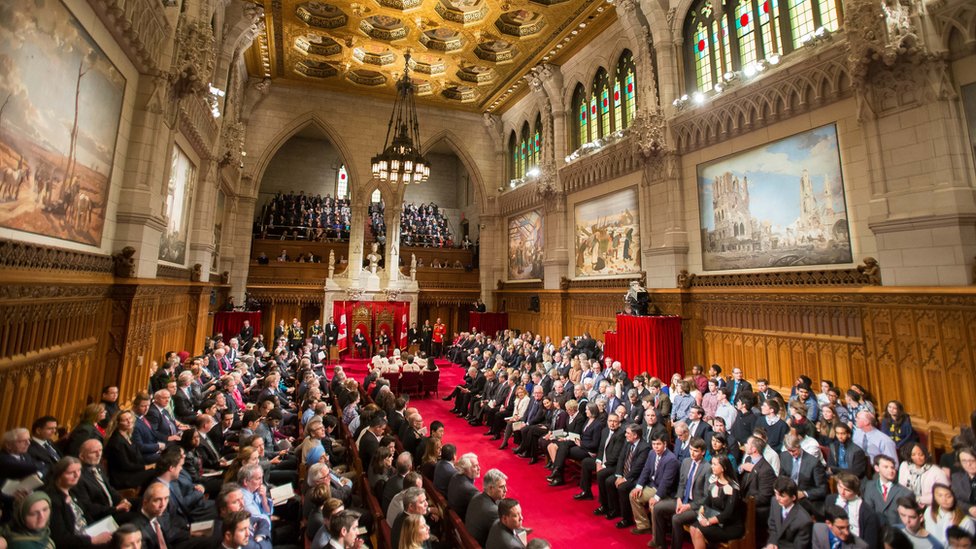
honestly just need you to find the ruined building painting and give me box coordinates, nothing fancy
[697,124,851,271]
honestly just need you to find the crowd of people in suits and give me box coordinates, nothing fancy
[2,319,976,549]
[368,202,456,249]
[255,191,352,241]
[430,328,976,549]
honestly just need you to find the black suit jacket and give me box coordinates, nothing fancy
[826,494,881,548]
[145,405,177,443]
[27,440,60,476]
[359,431,381,471]
[173,389,197,424]
[687,421,712,441]
[45,487,97,548]
[615,441,651,484]
[105,432,150,489]
[827,439,868,477]
[779,451,828,502]
[465,492,498,546]
[953,471,976,515]
[447,474,479,518]
[73,464,123,521]
[382,474,405,513]
[599,428,627,468]
[767,500,813,548]
[131,511,191,549]
[740,457,777,511]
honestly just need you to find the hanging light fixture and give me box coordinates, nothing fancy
[371,53,430,185]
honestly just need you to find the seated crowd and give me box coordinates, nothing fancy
[427,328,976,549]
[2,321,975,549]
[368,202,460,249]
[256,191,352,241]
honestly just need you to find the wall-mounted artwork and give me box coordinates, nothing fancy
[0,0,126,246]
[961,83,976,172]
[508,209,543,281]
[159,146,195,264]
[574,186,641,277]
[698,124,851,271]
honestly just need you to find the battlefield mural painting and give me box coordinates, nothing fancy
[508,209,543,281]
[0,0,126,246]
[574,187,641,277]
[697,124,851,271]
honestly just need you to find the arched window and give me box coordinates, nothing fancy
[572,83,588,149]
[520,122,531,178]
[508,131,518,180]
[616,50,637,129]
[594,69,611,139]
[336,164,348,198]
[684,0,841,93]
[370,189,381,203]
[532,113,543,170]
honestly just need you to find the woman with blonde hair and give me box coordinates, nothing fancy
[66,403,106,456]
[104,409,153,489]
[398,513,432,549]
[568,357,583,384]
[225,445,260,482]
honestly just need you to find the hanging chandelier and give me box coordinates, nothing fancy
[371,53,430,185]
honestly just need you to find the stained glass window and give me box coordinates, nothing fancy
[684,0,842,93]
[618,51,637,127]
[595,69,611,138]
[613,79,623,131]
[336,164,348,198]
[520,122,530,178]
[572,84,588,149]
[533,113,543,169]
[509,132,518,180]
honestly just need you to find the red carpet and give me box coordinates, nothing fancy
[339,358,646,548]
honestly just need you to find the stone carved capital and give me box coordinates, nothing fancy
[171,18,217,100]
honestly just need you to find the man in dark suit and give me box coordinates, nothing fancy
[863,454,913,526]
[596,424,649,524]
[628,433,680,533]
[465,468,508,546]
[827,423,869,477]
[433,444,458,496]
[576,413,625,500]
[381,452,412,512]
[75,439,131,521]
[447,453,481,519]
[132,394,165,463]
[728,367,753,404]
[779,433,828,518]
[173,374,199,425]
[485,498,526,549]
[740,435,777,529]
[951,447,976,518]
[324,317,339,356]
[826,472,881,548]
[641,408,669,445]
[146,390,182,444]
[0,426,39,520]
[756,378,782,406]
[358,415,386,471]
[239,320,254,351]
[650,437,708,549]
[685,406,711,441]
[27,415,61,476]
[811,505,869,548]
[352,328,368,358]
[767,477,813,549]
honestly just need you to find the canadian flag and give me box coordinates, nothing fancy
[337,312,348,352]
[400,311,408,349]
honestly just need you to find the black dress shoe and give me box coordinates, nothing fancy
[441,396,452,401]
[605,512,620,520]
[615,519,633,529]
[545,463,555,470]
[592,507,606,516]
[498,443,508,450]
[548,478,565,486]
[573,492,594,500]
[528,456,539,465]
[490,435,501,440]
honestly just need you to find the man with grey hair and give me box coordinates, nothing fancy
[465,468,509,546]
[0,427,38,487]
[448,452,481,518]
[173,370,198,424]
[392,486,430,549]
[853,410,898,464]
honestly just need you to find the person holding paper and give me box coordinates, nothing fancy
[0,428,40,495]
[0,490,55,549]
[43,456,114,547]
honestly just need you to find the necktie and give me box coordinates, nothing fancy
[624,444,636,475]
[791,457,801,482]
[652,454,661,482]
[153,519,168,549]
[838,444,847,468]
[882,483,889,501]
[684,461,698,501]
[45,441,59,460]
[91,466,112,503]
[782,507,789,520]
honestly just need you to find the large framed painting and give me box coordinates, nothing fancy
[159,145,195,264]
[574,186,641,277]
[962,83,976,172]
[697,124,851,271]
[508,209,543,281]
[0,0,126,246]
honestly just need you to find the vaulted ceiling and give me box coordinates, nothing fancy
[244,0,617,112]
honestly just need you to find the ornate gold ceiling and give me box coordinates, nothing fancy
[244,0,617,112]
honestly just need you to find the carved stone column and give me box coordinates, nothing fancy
[384,190,403,282]
[540,189,569,289]
[187,158,220,282]
[347,200,368,280]
[227,194,256,299]
[846,0,976,284]
[616,0,660,114]
[478,212,501,307]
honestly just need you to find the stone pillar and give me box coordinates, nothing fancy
[384,195,402,282]
[478,212,502,307]
[347,201,368,280]
[187,159,220,282]
[640,154,689,288]
[542,193,569,289]
[227,194,256,298]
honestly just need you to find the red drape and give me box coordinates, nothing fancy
[395,302,409,349]
[470,312,508,335]
[607,315,683,381]
[334,302,348,352]
[213,311,261,340]
[603,330,616,360]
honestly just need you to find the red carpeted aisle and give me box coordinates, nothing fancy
[338,358,645,548]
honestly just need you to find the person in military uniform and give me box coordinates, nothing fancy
[288,320,305,353]
[309,319,323,346]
